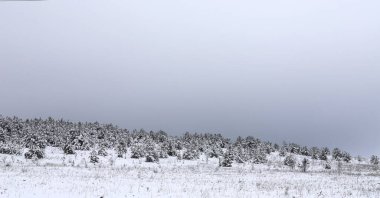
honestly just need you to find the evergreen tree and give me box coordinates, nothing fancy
[310,147,320,160]
[90,150,99,163]
[342,151,351,163]
[116,141,127,158]
[284,155,296,169]
[319,147,329,161]
[279,147,286,157]
[252,148,267,164]
[131,144,145,159]
[300,146,310,156]
[145,143,159,163]
[300,158,310,172]
[63,143,75,155]
[220,150,234,167]
[370,155,379,165]
[332,148,342,160]
[183,146,200,160]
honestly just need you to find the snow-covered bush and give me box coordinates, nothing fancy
[299,158,310,172]
[98,147,108,157]
[319,147,330,160]
[319,151,328,161]
[145,151,159,162]
[0,143,21,155]
[90,150,99,163]
[158,149,168,158]
[63,144,75,155]
[279,147,286,157]
[24,149,44,159]
[209,148,223,158]
[284,155,296,169]
[289,143,301,154]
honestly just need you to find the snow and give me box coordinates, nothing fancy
[0,147,379,197]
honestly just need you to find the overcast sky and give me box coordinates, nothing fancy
[1,0,379,156]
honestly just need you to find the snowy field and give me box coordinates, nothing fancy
[0,147,379,198]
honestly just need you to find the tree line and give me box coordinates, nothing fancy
[0,115,378,167]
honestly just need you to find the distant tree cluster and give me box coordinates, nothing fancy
[0,115,361,167]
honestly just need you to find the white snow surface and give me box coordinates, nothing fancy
[0,147,379,198]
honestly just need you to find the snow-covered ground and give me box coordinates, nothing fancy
[0,147,379,198]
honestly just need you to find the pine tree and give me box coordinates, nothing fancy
[116,141,127,158]
[310,147,320,160]
[252,148,267,164]
[370,155,379,165]
[90,150,99,163]
[145,143,159,163]
[183,146,200,160]
[319,147,329,161]
[332,148,342,160]
[0,128,5,143]
[300,158,310,172]
[220,150,233,167]
[63,143,75,155]
[300,146,310,156]
[98,146,108,157]
[131,144,145,159]
[342,151,351,163]
[284,155,296,169]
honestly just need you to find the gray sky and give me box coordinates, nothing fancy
[1,0,379,156]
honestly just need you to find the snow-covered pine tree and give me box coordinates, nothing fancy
[319,147,329,161]
[233,146,248,163]
[279,147,286,157]
[289,143,301,154]
[166,140,177,156]
[342,151,351,163]
[0,128,5,143]
[63,143,75,155]
[300,146,310,156]
[252,147,267,164]
[321,147,330,155]
[131,143,145,159]
[284,155,296,169]
[324,162,332,170]
[299,158,310,172]
[273,143,280,151]
[220,150,234,167]
[24,132,45,159]
[332,148,342,160]
[90,150,99,163]
[183,146,200,160]
[98,146,108,157]
[145,142,159,163]
[116,141,127,158]
[370,155,379,165]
